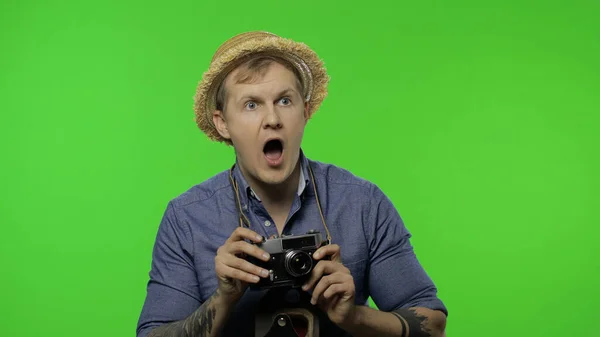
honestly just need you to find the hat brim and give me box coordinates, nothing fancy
[194,34,330,144]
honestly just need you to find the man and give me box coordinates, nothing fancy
[137,31,448,337]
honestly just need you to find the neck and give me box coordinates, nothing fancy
[241,160,301,209]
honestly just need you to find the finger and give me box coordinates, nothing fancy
[216,260,261,284]
[313,244,341,262]
[302,261,346,291]
[226,241,270,262]
[322,282,353,301]
[226,227,265,244]
[218,254,270,279]
[321,293,341,312]
[310,273,349,305]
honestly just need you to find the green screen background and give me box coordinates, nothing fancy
[1,0,598,336]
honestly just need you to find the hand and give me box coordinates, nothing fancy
[301,244,357,327]
[214,227,271,301]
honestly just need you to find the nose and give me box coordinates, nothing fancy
[262,105,282,129]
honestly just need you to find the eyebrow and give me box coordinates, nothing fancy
[237,88,298,104]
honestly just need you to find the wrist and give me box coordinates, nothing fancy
[337,304,363,332]
[220,292,241,307]
[215,287,242,308]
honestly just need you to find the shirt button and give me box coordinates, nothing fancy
[264,220,271,227]
[242,204,247,211]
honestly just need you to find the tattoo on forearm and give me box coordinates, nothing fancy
[391,311,408,337]
[391,308,432,337]
[147,289,221,337]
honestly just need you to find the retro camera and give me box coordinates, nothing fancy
[247,230,328,290]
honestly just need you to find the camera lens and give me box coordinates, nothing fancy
[284,251,313,277]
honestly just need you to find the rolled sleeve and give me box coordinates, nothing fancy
[136,201,202,337]
[365,185,448,316]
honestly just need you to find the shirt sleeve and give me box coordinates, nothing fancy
[136,201,202,337]
[365,185,448,316]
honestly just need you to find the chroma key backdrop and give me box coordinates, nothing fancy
[1,1,598,336]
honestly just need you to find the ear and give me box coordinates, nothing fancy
[303,101,310,124]
[212,110,231,140]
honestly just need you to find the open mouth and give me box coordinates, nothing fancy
[263,138,284,162]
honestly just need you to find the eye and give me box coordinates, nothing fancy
[245,101,258,110]
[279,97,291,106]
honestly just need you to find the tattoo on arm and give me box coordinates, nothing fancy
[390,311,408,337]
[391,308,432,337]
[147,289,221,337]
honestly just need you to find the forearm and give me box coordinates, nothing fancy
[339,305,446,337]
[147,289,237,337]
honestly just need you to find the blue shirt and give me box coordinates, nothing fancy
[137,150,447,337]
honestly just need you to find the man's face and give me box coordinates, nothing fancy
[213,61,308,187]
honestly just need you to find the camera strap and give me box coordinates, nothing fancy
[228,159,332,244]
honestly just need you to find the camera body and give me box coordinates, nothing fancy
[247,230,328,290]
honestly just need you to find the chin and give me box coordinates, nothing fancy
[257,168,292,186]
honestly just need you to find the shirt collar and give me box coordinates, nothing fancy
[232,149,310,204]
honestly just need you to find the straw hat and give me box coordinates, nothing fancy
[193,31,330,144]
